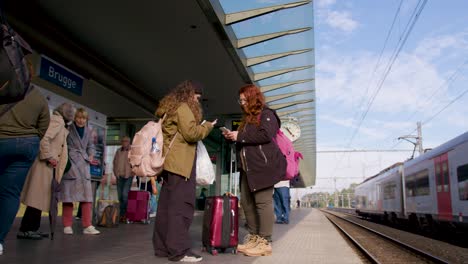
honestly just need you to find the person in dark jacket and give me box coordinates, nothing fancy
[223,84,286,257]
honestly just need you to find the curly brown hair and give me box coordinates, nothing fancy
[156,80,203,122]
[238,84,265,131]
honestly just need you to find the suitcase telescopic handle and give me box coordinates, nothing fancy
[231,209,235,236]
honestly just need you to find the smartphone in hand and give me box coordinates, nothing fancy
[219,127,230,133]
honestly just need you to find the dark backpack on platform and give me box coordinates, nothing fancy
[0,12,33,114]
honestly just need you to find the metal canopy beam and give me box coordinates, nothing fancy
[265,90,313,103]
[269,99,314,110]
[297,139,315,142]
[237,27,311,48]
[295,113,315,119]
[225,0,311,25]
[277,107,314,117]
[260,78,314,93]
[246,48,312,67]
[253,65,313,81]
[296,141,315,145]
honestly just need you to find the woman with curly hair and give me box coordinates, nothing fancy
[223,84,286,257]
[153,80,216,262]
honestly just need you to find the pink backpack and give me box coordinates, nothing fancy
[274,130,303,180]
[128,116,176,177]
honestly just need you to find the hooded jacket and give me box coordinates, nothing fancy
[158,103,213,178]
[237,107,286,192]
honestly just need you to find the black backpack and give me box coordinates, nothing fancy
[0,11,33,115]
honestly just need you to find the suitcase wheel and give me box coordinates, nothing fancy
[142,219,150,224]
[231,248,237,254]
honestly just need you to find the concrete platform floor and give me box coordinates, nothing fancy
[2,208,363,264]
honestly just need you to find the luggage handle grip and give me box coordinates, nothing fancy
[231,209,235,236]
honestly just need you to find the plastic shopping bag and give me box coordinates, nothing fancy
[196,141,215,185]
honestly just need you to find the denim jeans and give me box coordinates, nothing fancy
[0,137,40,244]
[117,177,133,217]
[273,187,291,223]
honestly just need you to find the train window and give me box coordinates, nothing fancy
[442,162,449,192]
[457,164,468,200]
[435,164,442,192]
[383,182,396,200]
[405,169,430,197]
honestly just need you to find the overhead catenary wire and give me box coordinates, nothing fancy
[349,0,404,132]
[389,62,468,150]
[350,0,428,148]
[329,0,429,180]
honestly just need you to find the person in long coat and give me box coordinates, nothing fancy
[18,103,75,240]
[59,108,100,235]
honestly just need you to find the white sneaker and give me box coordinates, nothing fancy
[179,252,202,262]
[0,243,3,255]
[83,226,100,235]
[64,226,74,235]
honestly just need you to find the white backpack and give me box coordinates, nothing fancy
[128,115,176,177]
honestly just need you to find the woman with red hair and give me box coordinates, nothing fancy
[223,84,286,257]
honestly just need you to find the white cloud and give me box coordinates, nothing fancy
[320,114,387,140]
[317,52,446,114]
[315,0,358,34]
[256,0,279,3]
[325,11,358,33]
[415,31,468,61]
[316,0,336,8]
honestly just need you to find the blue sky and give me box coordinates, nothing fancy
[217,0,468,193]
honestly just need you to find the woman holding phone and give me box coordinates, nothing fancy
[153,80,216,262]
[223,84,286,257]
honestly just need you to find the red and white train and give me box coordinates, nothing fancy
[355,131,468,229]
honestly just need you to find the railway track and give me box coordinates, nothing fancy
[321,210,449,264]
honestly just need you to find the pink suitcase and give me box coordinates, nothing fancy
[202,195,239,255]
[126,179,151,224]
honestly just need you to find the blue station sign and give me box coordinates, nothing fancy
[39,56,84,96]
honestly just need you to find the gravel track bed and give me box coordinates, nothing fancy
[324,210,468,263]
[325,212,433,263]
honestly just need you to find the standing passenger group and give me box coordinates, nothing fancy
[0,81,290,262]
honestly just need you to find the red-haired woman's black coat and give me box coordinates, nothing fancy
[236,108,286,192]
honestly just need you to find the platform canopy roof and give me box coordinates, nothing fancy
[4,0,316,187]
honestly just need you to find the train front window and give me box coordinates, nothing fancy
[457,164,468,200]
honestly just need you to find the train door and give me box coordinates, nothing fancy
[434,153,453,220]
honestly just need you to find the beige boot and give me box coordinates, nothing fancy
[243,237,272,257]
[237,234,258,253]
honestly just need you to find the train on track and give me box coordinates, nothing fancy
[355,131,468,230]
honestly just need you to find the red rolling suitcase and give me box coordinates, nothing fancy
[202,195,239,255]
[126,178,151,224]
